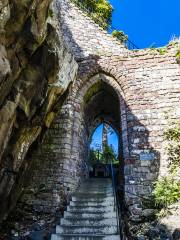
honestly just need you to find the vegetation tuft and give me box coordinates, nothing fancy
[72,0,129,44]
[153,175,180,209]
[112,30,128,44]
[176,50,180,64]
[72,0,113,29]
[153,121,180,211]
[89,144,118,165]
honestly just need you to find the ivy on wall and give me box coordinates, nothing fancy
[72,0,113,29]
[164,121,180,172]
[153,121,180,211]
[112,30,128,44]
[89,144,118,165]
[72,0,129,45]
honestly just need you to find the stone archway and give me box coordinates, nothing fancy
[14,72,161,223]
[63,73,129,200]
[63,72,158,221]
[72,73,130,164]
[80,79,123,178]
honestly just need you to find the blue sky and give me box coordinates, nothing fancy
[91,1,179,151]
[109,0,180,48]
[90,124,118,154]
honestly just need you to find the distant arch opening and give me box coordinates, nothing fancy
[80,79,124,183]
[89,123,119,177]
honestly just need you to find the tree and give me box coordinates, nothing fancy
[112,30,128,44]
[73,0,113,29]
[73,0,129,43]
[89,149,98,165]
[89,145,118,165]
[89,149,103,165]
[102,144,118,164]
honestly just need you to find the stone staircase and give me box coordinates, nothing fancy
[51,178,120,240]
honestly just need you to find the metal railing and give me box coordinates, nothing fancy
[70,0,139,50]
[108,26,139,50]
[125,39,139,50]
[110,162,124,240]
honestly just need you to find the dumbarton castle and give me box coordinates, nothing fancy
[0,0,179,239]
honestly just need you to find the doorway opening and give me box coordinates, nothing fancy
[89,123,119,178]
[81,80,124,183]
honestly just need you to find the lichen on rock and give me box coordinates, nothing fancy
[0,0,78,223]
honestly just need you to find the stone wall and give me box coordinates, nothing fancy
[18,43,180,223]
[74,47,180,220]
[53,0,127,60]
[21,105,81,214]
[0,0,78,222]
[0,0,180,237]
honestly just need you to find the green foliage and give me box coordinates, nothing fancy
[89,144,118,165]
[158,48,167,55]
[72,0,113,29]
[166,141,180,172]
[112,30,128,43]
[176,50,180,64]
[164,122,180,141]
[153,121,180,211]
[164,122,180,172]
[153,175,180,208]
[48,9,54,18]
[102,144,118,164]
[84,82,103,104]
[176,50,180,58]
[89,149,101,165]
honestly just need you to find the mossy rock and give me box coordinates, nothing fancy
[157,48,167,55]
[45,112,55,128]
[176,51,180,64]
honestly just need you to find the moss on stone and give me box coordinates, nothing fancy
[12,126,41,171]
[45,112,55,128]
[157,47,168,55]
[83,81,103,103]
[19,95,31,117]
[176,50,180,64]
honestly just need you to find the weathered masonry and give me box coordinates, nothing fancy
[0,0,180,227]
[19,0,180,221]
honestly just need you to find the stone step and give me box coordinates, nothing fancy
[64,211,116,219]
[72,196,114,203]
[51,234,120,240]
[80,185,111,187]
[77,190,113,194]
[51,178,120,240]
[80,185,112,189]
[80,183,112,187]
[81,182,112,185]
[79,186,112,189]
[56,225,118,235]
[67,205,114,213]
[78,190,112,193]
[80,184,112,188]
[79,187,112,190]
[60,217,117,226]
[81,184,112,187]
[73,193,113,198]
[80,185,112,187]
[84,178,111,181]
[70,201,114,207]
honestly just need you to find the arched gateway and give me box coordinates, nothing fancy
[18,0,180,225]
[1,0,179,237]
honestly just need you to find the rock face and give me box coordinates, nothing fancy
[0,0,180,239]
[127,202,180,240]
[0,0,77,222]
